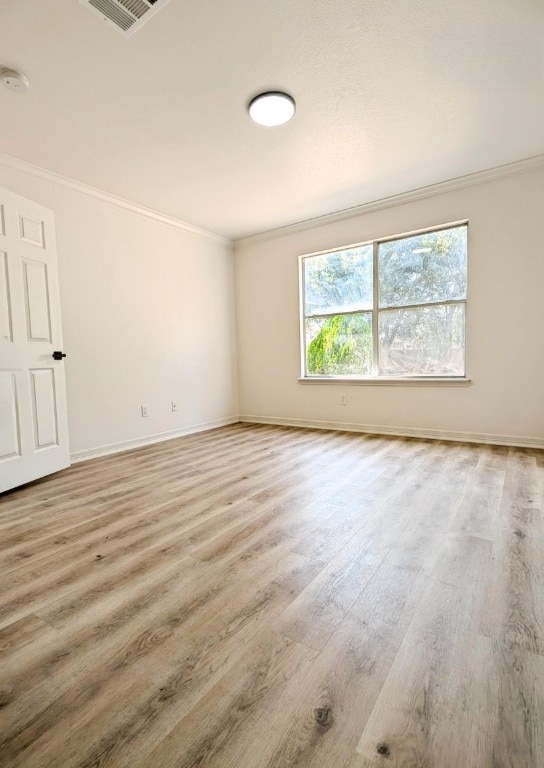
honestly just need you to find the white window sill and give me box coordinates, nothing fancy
[298,377,472,387]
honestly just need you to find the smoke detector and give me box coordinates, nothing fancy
[1,69,29,92]
[80,0,172,37]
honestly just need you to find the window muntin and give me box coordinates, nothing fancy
[301,223,467,379]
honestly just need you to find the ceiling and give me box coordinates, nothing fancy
[0,0,542,240]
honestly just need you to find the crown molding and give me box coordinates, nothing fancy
[2,151,541,248]
[235,154,544,246]
[0,152,231,246]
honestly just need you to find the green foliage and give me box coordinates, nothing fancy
[307,314,372,375]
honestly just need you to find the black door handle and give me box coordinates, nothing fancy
[52,351,67,360]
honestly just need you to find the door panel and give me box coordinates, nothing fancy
[0,372,20,459]
[23,258,52,342]
[0,188,69,492]
[30,368,59,449]
[18,212,46,248]
[0,251,13,342]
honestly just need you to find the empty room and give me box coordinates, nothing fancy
[0,1,543,766]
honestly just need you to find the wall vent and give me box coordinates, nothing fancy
[80,0,171,37]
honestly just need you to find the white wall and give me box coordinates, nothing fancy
[3,160,541,456]
[234,165,544,446]
[0,162,239,458]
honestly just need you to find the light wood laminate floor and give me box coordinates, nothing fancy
[1,423,543,768]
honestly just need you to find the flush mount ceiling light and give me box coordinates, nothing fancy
[248,91,296,127]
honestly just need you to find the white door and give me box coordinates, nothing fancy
[0,187,70,493]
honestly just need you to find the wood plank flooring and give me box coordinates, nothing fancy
[0,423,543,767]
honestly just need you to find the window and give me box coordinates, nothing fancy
[301,223,467,379]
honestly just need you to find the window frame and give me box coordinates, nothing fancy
[299,220,469,383]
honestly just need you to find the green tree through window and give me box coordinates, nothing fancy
[307,314,372,376]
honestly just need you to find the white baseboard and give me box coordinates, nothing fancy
[70,414,544,462]
[70,416,240,463]
[239,414,544,450]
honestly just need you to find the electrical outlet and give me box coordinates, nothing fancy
[340,394,347,406]
[171,401,178,412]
[141,404,149,417]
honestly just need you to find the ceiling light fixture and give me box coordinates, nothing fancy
[0,68,29,92]
[248,91,296,127]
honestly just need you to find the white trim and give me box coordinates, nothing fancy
[3,153,541,247]
[239,415,544,450]
[70,416,239,463]
[297,377,471,386]
[0,153,230,246]
[236,155,544,245]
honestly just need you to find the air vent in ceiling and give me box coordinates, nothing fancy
[80,0,171,37]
